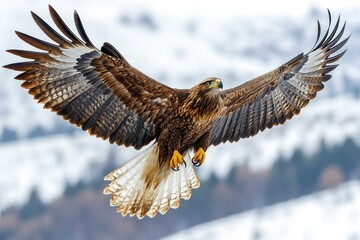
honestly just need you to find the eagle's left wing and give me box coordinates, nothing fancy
[210,11,349,146]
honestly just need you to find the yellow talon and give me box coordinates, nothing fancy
[193,148,206,166]
[170,150,184,170]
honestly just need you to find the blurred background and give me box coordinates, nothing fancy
[0,0,360,239]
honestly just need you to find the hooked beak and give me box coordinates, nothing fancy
[216,79,223,89]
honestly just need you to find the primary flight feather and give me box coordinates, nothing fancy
[4,6,349,219]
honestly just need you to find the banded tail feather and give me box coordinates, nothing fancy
[103,144,200,218]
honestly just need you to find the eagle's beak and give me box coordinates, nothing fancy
[216,79,223,89]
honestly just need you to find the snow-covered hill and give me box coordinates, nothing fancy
[161,180,360,240]
[0,0,360,213]
[0,134,112,212]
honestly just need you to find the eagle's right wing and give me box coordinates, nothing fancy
[4,5,181,150]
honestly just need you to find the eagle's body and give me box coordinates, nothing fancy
[158,84,223,163]
[4,6,349,219]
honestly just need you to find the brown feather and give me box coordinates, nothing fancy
[14,31,61,53]
[210,11,349,146]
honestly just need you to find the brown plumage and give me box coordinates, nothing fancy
[4,6,349,218]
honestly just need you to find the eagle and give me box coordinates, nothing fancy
[4,6,348,219]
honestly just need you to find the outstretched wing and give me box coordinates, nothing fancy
[210,11,349,146]
[4,5,181,149]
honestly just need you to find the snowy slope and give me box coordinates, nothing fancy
[0,0,360,213]
[161,180,360,240]
[0,134,110,211]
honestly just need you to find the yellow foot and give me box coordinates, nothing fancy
[192,148,206,167]
[170,150,186,171]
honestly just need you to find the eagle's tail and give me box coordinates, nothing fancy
[103,143,200,219]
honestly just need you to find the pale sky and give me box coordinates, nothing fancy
[148,0,360,17]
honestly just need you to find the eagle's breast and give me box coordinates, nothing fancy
[181,89,223,123]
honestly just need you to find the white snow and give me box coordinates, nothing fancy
[161,180,360,240]
[0,0,360,214]
[0,134,110,211]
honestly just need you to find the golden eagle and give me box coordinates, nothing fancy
[4,6,349,219]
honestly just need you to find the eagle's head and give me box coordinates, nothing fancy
[197,77,223,91]
[184,77,224,119]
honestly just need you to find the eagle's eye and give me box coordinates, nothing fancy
[205,81,212,87]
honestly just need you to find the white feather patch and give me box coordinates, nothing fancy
[103,143,200,219]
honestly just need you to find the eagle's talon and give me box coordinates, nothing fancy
[192,148,206,167]
[170,150,184,170]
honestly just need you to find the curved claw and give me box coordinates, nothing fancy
[192,158,201,167]
[171,159,186,171]
[192,148,206,167]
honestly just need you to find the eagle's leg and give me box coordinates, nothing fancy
[192,132,210,167]
[192,148,206,167]
[170,150,186,171]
